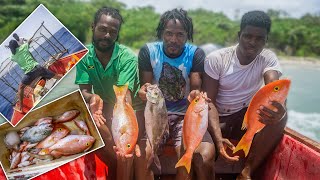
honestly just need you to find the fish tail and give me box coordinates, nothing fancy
[113,83,129,99]
[233,133,253,157]
[175,151,193,174]
[147,151,161,173]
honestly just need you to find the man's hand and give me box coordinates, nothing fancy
[217,138,240,162]
[113,144,141,160]
[89,94,106,127]
[138,83,151,101]
[258,101,286,125]
[188,90,211,102]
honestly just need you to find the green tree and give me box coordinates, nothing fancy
[121,6,159,49]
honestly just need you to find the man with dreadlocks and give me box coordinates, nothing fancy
[136,8,236,179]
[203,11,287,179]
[75,7,143,180]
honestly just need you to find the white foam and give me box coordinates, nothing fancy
[287,110,320,142]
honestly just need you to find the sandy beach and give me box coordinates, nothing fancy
[279,56,320,67]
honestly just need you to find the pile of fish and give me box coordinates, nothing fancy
[3,109,96,169]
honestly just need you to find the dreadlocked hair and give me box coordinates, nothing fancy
[156,8,193,42]
[240,10,271,34]
[93,7,124,27]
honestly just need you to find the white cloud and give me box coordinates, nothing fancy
[118,0,320,19]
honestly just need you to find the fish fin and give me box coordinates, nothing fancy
[175,151,192,174]
[183,138,187,151]
[165,123,169,137]
[154,154,161,173]
[241,112,248,130]
[255,127,265,134]
[147,151,154,169]
[147,151,161,173]
[233,133,253,157]
[113,83,129,99]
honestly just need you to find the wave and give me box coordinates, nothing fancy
[287,110,320,142]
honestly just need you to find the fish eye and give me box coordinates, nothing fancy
[58,128,62,131]
[274,86,280,92]
[86,143,89,146]
[195,99,199,103]
[127,144,131,148]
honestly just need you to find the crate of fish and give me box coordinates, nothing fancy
[0,90,104,179]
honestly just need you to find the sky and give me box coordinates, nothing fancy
[0,4,64,65]
[117,0,320,19]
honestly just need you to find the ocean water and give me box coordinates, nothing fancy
[0,27,85,121]
[1,59,319,143]
[282,63,320,142]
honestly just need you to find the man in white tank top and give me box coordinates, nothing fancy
[203,11,287,179]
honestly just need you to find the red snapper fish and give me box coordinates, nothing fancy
[233,79,291,157]
[38,135,95,158]
[53,109,80,123]
[36,123,70,149]
[74,119,90,135]
[112,83,139,156]
[175,92,209,174]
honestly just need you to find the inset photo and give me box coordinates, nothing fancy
[0,165,5,180]
[0,4,88,126]
[0,90,104,180]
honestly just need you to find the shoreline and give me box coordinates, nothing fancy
[279,56,320,67]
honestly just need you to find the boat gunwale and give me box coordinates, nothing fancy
[284,127,320,153]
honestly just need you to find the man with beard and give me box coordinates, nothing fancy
[203,11,287,179]
[135,9,238,180]
[75,7,142,180]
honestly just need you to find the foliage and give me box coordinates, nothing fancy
[0,0,319,57]
[121,6,159,49]
[189,8,238,46]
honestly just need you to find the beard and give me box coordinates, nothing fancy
[92,35,116,53]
